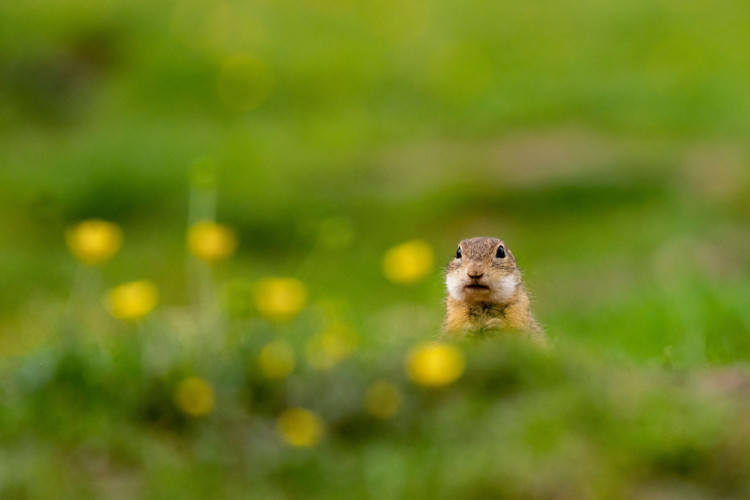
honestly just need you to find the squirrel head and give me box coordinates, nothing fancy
[445,237,521,305]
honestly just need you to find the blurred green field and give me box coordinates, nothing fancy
[1,0,750,497]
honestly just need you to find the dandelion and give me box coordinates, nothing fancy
[174,376,216,417]
[382,239,434,285]
[364,381,402,419]
[406,342,465,388]
[306,324,357,371]
[259,339,295,380]
[105,280,159,321]
[254,278,308,322]
[276,408,324,447]
[188,221,238,263]
[65,219,123,266]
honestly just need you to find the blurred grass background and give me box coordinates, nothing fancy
[1,0,750,497]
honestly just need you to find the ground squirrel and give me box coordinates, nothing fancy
[442,237,546,344]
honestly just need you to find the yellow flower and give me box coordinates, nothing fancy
[106,280,159,321]
[276,408,324,448]
[174,376,215,417]
[406,342,465,388]
[259,339,295,380]
[364,381,402,419]
[306,324,358,371]
[188,221,238,263]
[382,240,434,285]
[65,219,123,266]
[254,278,308,322]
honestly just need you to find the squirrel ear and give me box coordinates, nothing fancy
[495,245,506,258]
[456,246,462,259]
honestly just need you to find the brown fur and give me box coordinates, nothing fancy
[442,237,546,344]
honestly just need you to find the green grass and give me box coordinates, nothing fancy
[3,336,750,499]
[1,0,750,496]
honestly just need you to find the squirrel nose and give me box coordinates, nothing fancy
[467,266,484,279]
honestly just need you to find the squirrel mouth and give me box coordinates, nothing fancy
[465,284,490,290]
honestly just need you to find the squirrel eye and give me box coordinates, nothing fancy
[495,245,506,258]
[456,246,462,259]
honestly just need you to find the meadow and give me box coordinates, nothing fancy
[1,0,750,497]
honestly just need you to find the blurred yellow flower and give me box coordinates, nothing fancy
[65,219,123,266]
[174,376,216,417]
[259,339,295,380]
[364,381,402,419]
[406,342,465,388]
[106,280,159,321]
[382,239,434,285]
[306,324,358,371]
[188,221,238,263]
[254,278,308,321]
[276,408,324,448]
